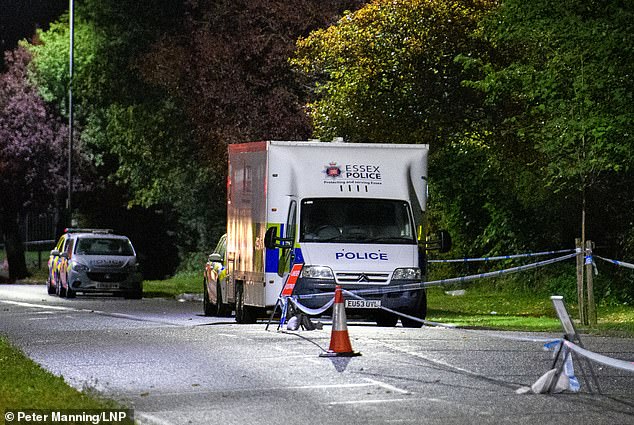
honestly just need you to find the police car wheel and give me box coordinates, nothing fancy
[216,281,231,317]
[203,279,216,316]
[124,288,143,299]
[47,278,56,295]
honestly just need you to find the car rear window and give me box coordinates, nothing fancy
[75,238,135,256]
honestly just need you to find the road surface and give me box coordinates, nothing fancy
[1,284,633,425]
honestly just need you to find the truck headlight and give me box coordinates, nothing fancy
[301,265,334,279]
[392,267,421,280]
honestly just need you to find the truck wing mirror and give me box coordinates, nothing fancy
[423,230,452,253]
[208,253,223,263]
[264,226,293,249]
[264,227,278,249]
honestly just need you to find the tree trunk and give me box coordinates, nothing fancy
[1,210,29,282]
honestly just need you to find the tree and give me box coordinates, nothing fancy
[292,0,496,145]
[27,0,366,259]
[463,0,634,250]
[137,0,367,148]
[0,46,68,281]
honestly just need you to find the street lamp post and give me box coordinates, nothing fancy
[68,0,74,227]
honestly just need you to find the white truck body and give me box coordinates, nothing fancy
[225,140,430,325]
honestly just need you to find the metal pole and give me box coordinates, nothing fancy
[68,0,74,226]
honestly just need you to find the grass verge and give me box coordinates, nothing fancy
[427,284,634,336]
[0,336,124,412]
[142,271,201,298]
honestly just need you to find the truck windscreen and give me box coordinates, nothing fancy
[300,198,416,244]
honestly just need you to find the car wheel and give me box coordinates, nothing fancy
[47,278,55,295]
[55,275,66,297]
[203,278,216,316]
[125,289,143,299]
[216,280,231,317]
[235,282,256,324]
[400,291,427,328]
[64,272,76,298]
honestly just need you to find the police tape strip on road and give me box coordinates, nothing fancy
[343,289,563,344]
[563,340,634,373]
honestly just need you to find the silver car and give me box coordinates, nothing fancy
[48,229,143,298]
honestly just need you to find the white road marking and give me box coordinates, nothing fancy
[0,300,76,311]
[328,398,413,405]
[363,378,410,394]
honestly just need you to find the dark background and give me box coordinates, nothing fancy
[1,0,67,69]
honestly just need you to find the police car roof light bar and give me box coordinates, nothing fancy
[64,228,114,234]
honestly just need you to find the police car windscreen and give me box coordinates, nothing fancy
[75,238,135,256]
[300,198,415,244]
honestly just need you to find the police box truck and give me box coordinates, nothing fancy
[220,140,448,326]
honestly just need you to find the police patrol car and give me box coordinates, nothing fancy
[47,228,143,298]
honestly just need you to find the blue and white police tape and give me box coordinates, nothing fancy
[290,286,565,345]
[428,248,575,263]
[296,252,577,300]
[595,255,634,271]
[343,289,562,343]
[289,297,334,316]
[563,339,634,373]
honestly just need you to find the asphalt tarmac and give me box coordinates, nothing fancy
[1,284,633,425]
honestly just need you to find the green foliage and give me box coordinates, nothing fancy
[293,0,496,144]
[464,0,634,190]
[143,272,202,298]
[176,252,209,274]
[26,1,222,253]
[24,0,358,258]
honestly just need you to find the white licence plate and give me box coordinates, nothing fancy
[97,283,120,290]
[345,299,381,309]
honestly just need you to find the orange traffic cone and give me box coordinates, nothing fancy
[319,285,361,357]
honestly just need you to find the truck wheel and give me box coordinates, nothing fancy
[374,310,398,327]
[400,291,427,328]
[235,283,256,324]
